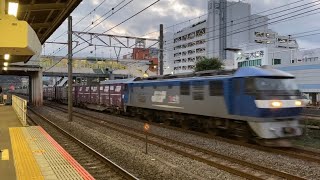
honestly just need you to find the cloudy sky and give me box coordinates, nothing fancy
[45,0,320,58]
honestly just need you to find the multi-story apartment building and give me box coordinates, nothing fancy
[164,0,291,74]
[164,20,207,74]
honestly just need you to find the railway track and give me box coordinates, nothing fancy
[46,103,320,164]
[44,104,307,180]
[27,107,138,180]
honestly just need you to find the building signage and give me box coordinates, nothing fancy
[236,50,265,61]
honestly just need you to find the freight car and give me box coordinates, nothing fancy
[45,66,304,146]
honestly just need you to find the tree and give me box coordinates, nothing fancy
[195,57,224,72]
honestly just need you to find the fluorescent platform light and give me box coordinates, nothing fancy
[4,54,10,60]
[3,62,8,67]
[8,2,19,17]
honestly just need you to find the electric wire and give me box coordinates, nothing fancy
[164,2,320,52]
[164,0,320,47]
[49,0,132,56]
[45,0,157,72]
[50,0,108,42]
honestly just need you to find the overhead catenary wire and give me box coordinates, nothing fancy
[46,0,318,71]
[164,0,305,31]
[49,0,132,56]
[164,2,320,52]
[69,0,160,52]
[49,0,306,56]
[163,0,245,30]
[50,0,109,42]
[164,9,320,64]
[164,0,320,47]
[45,0,160,71]
[170,26,320,67]
[133,0,308,43]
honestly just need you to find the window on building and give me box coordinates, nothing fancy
[315,57,319,61]
[180,82,190,95]
[272,59,281,65]
[256,59,262,66]
[209,81,223,96]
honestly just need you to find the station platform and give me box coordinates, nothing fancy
[0,106,94,180]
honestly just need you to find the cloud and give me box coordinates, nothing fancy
[45,0,320,57]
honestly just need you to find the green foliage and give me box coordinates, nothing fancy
[195,57,224,72]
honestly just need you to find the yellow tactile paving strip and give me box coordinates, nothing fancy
[22,127,59,180]
[25,127,84,180]
[10,127,88,180]
[9,128,44,180]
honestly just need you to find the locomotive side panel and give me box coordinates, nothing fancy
[127,79,229,118]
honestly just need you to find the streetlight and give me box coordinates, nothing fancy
[3,67,8,71]
[3,62,8,67]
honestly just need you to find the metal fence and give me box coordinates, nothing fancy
[12,95,27,126]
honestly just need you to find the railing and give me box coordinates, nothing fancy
[12,95,27,126]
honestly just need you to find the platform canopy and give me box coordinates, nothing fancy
[5,0,82,44]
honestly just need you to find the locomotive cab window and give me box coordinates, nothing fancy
[245,78,255,94]
[209,81,223,96]
[233,79,242,95]
[180,82,190,95]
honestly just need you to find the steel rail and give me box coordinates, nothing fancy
[45,104,306,180]
[27,107,139,180]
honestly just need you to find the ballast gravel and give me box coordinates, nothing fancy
[37,107,242,180]
[37,104,320,179]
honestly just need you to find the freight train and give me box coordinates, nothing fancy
[44,66,304,147]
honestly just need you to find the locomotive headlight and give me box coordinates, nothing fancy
[295,100,302,106]
[271,101,282,108]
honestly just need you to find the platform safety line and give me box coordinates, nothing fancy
[9,128,44,180]
[37,127,95,180]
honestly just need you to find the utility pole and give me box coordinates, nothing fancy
[159,24,164,75]
[68,16,73,122]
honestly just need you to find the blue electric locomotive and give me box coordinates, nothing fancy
[44,66,304,146]
[124,66,303,146]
